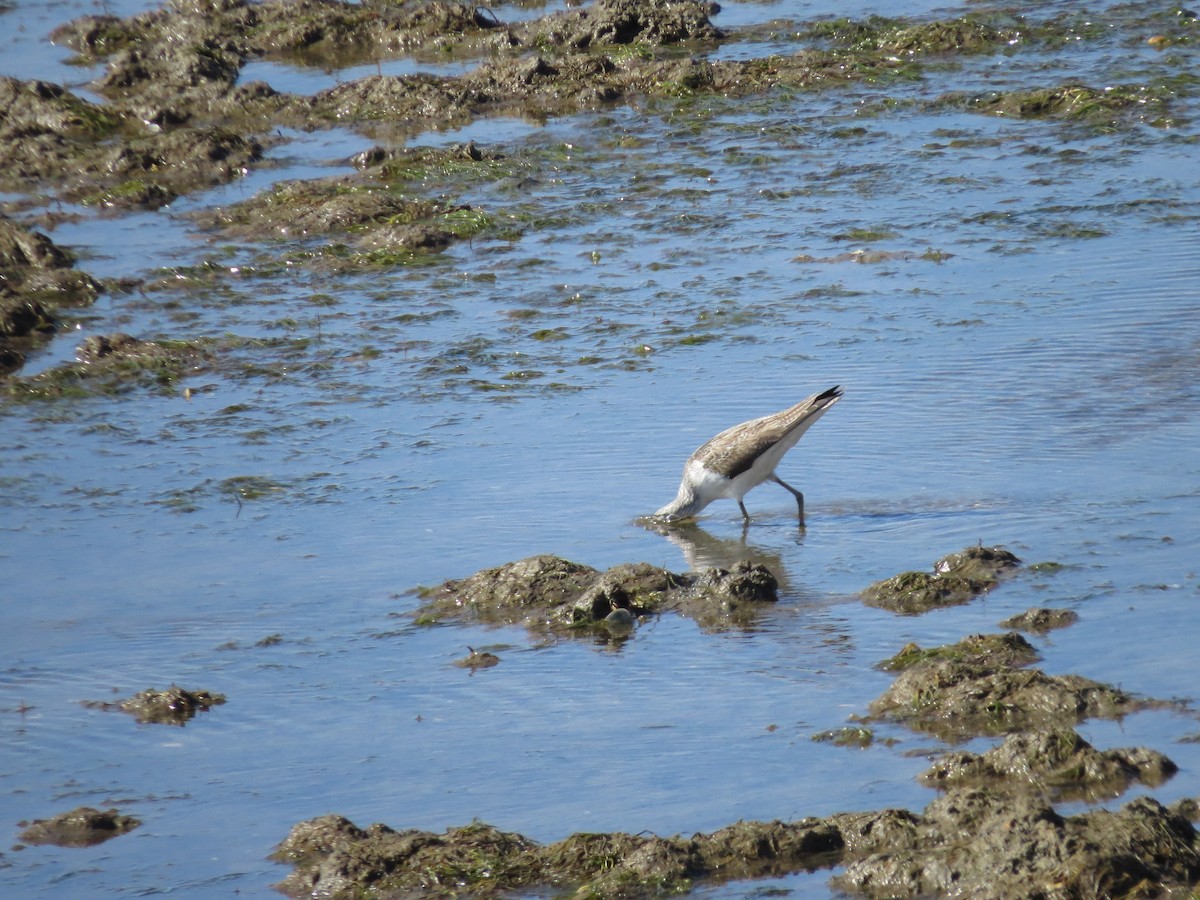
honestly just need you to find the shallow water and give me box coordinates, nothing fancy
[2,0,1200,896]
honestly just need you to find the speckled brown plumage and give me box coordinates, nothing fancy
[655,386,842,524]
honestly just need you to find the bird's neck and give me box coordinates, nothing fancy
[655,484,697,519]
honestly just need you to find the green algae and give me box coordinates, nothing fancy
[804,15,1027,56]
[18,806,141,847]
[812,726,876,747]
[878,632,1041,673]
[947,82,1176,127]
[3,334,210,401]
[274,791,1200,899]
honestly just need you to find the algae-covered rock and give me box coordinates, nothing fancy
[999,606,1079,633]
[116,684,226,725]
[860,570,976,613]
[0,77,263,210]
[274,818,542,898]
[274,790,1200,898]
[867,626,1171,740]
[933,544,1021,586]
[4,332,210,399]
[921,728,1178,801]
[192,176,444,240]
[527,0,722,49]
[18,806,141,847]
[422,554,602,624]
[870,658,1148,739]
[862,544,1020,613]
[452,646,500,669]
[416,555,778,634]
[0,216,102,375]
[834,791,1200,900]
[877,632,1040,672]
[812,726,876,748]
[0,296,55,340]
[958,82,1171,125]
[272,813,843,898]
[0,216,100,303]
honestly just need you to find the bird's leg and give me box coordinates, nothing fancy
[738,500,751,522]
[771,475,805,526]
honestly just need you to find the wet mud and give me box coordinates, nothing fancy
[0,0,1187,390]
[17,806,141,848]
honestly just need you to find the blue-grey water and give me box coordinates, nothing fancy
[2,0,1199,896]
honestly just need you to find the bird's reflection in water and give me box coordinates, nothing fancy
[637,515,803,595]
[636,515,858,665]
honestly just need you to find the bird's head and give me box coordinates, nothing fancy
[653,484,706,522]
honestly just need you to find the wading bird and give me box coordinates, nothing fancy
[655,386,842,525]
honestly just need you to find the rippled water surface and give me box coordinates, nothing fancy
[2,0,1199,896]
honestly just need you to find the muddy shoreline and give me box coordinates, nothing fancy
[1,0,1187,387]
[268,545,1197,897]
[4,0,1197,895]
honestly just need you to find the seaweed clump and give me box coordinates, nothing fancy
[18,806,141,847]
[920,728,1178,802]
[83,684,227,725]
[273,792,1200,899]
[415,554,779,635]
[861,544,1021,614]
[4,332,210,400]
[869,632,1152,740]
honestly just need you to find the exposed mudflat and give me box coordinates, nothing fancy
[275,548,1195,896]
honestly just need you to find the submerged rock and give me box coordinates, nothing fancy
[415,554,778,634]
[18,806,141,847]
[87,684,227,725]
[920,728,1178,802]
[453,647,501,669]
[861,544,1021,614]
[274,790,1200,898]
[999,605,1079,633]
